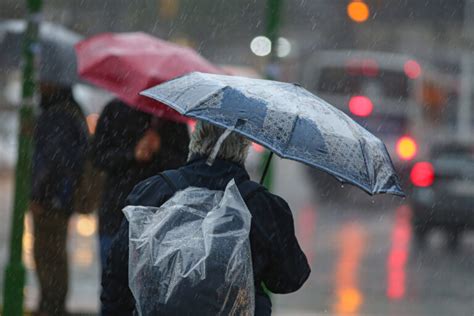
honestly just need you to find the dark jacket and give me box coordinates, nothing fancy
[91,100,189,235]
[31,89,89,213]
[101,157,310,316]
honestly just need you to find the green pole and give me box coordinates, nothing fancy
[260,0,283,190]
[266,0,283,57]
[3,0,42,315]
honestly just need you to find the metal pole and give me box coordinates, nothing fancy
[3,1,42,315]
[266,0,283,60]
[259,0,283,190]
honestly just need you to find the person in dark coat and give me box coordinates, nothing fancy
[30,83,89,316]
[91,99,190,266]
[101,121,310,316]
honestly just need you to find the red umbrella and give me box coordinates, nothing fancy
[75,32,223,122]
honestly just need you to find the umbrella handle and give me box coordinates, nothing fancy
[260,152,274,185]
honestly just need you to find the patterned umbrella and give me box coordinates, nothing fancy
[141,72,404,196]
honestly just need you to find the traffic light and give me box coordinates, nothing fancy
[347,0,370,23]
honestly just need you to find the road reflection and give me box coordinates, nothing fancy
[72,214,97,268]
[386,204,411,300]
[332,221,367,315]
[296,204,317,266]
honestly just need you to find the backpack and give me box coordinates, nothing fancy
[123,170,261,316]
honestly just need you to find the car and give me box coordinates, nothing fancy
[299,50,457,197]
[410,142,474,249]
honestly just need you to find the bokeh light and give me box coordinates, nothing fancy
[347,1,370,23]
[252,142,265,153]
[250,36,272,57]
[277,37,292,58]
[349,96,374,117]
[396,136,418,160]
[410,162,435,187]
[76,215,97,237]
[404,60,422,79]
[188,120,196,133]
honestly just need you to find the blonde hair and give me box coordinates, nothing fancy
[188,121,251,164]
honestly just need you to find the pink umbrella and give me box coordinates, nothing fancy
[75,32,223,122]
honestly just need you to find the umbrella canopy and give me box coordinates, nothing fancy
[75,32,223,122]
[141,72,404,196]
[0,19,82,86]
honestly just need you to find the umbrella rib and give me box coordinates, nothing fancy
[173,88,196,108]
[357,138,374,189]
[282,114,299,152]
[139,90,186,114]
[328,104,375,189]
[189,84,229,111]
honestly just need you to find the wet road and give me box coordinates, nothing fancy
[1,158,473,315]
[272,159,474,316]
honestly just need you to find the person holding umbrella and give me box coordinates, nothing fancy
[101,120,311,315]
[91,99,189,265]
[100,72,404,315]
[75,33,223,269]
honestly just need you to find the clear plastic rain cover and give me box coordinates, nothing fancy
[123,179,255,316]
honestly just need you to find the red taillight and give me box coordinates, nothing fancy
[348,96,373,117]
[404,60,421,79]
[345,58,379,77]
[396,136,417,161]
[410,162,434,187]
[362,59,379,77]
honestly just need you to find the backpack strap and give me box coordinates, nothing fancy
[238,180,265,202]
[159,170,190,193]
[160,170,263,202]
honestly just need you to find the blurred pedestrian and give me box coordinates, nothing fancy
[30,83,89,316]
[91,99,189,266]
[101,121,310,315]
